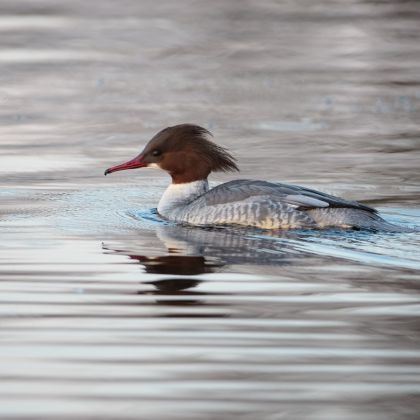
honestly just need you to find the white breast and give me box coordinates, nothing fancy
[157,180,209,218]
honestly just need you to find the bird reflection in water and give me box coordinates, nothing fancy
[131,254,222,305]
[103,224,298,306]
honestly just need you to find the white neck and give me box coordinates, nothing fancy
[157,180,209,217]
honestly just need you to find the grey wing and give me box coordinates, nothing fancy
[201,179,377,213]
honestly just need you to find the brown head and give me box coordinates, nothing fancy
[104,124,239,183]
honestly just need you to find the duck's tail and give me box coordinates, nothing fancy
[362,218,418,233]
[307,208,418,233]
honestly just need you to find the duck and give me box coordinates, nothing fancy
[104,123,409,231]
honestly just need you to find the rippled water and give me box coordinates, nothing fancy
[1,1,420,419]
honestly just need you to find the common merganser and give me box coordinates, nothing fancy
[104,124,408,231]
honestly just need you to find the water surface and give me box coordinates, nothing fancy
[1,1,420,419]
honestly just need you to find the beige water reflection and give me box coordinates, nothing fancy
[1,0,420,419]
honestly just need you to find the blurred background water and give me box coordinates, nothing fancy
[1,0,420,419]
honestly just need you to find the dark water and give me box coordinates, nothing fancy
[1,1,420,419]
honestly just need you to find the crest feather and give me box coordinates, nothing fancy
[157,124,239,173]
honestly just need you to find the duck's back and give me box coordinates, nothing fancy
[201,180,376,213]
[166,179,387,229]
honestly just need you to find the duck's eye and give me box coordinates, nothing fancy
[152,149,161,157]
